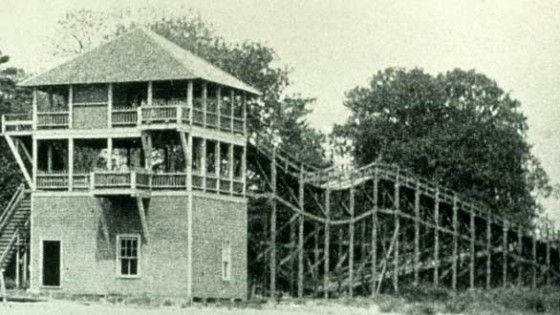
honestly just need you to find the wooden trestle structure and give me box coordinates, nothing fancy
[246,142,560,298]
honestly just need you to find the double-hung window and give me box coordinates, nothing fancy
[117,234,140,277]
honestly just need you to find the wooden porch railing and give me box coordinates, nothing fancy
[112,108,137,127]
[1,113,32,133]
[37,111,69,128]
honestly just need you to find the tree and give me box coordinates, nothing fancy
[0,51,32,208]
[333,67,551,224]
[50,6,328,167]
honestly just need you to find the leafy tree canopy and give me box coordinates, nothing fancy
[51,6,329,167]
[333,67,551,224]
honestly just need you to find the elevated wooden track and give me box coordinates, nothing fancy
[247,140,560,298]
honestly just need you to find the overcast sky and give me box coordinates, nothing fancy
[1,0,559,222]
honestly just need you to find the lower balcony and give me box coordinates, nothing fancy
[35,171,244,196]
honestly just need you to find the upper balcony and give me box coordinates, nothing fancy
[2,80,247,137]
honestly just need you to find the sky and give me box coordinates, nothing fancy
[1,0,559,222]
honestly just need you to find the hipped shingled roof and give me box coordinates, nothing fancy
[20,28,260,95]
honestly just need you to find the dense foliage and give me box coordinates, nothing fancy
[333,68,551,224]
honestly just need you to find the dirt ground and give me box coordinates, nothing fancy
[2,299,396,315]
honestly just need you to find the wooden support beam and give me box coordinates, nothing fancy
[502,221,508,287]
[297,164,304,298]
[546,225,551,285]
[371,168,378,296]
[414,183,420,286]
[230,89,235,132]
[68,85,73,128]
[47,143,53,172]
[22,249,27,288]
[434,188,440,286]
[393,173,400,293]
[68,138,74,191]
[324,188,330,299]
[5,135,33,188]
[106,138,113,170]
[270,147,277,298]
[486,216,492,289]
[517,226,523,286]
[0,269,6,305]
[452,195,458,291]
[107,83,113,127]
[147,81,153,106]
[15,235,20,289]
[136,197,149,242]
[32,88,37,130]
[187,80,193,123]
[470,210,476,289]
[313,223,320,296]
[532,229,537,289]
[216,87,221,130]
[202,82,207,127]
[348,186,355,297]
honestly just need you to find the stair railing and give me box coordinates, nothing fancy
[0,227,20,267]
[0,183,26,235]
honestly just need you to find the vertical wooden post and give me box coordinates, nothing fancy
[348,186,355,297]
[470,210,476,289]
[32,137,38,190]
[147,81,153,106]
[15,235,20,289]
[434,188,440,286]
[371,168,378,296]
[242,92,247,136]
[414,182,420,286]
[106,138,113,170]
[0,269,6,305]
[68,85,73,129]
[215,141,221,192]
[217,87,222,130]
[393,172,400,293]
[68,138,74,191]
[230,90,235,133]
[297,164,304,298]
[187,81,193,124]
[324,188,330,298]
[201,82,207,127]
[502,221,508,287]
[47,144,53,173]
[185,132,193,301]
[242,145,247,196]
[314,223,320,295]
[107,83,113,127]
[201,139,207,192]
[517,226,523,286]
[546,224,551,285]
[32,88,37,130]
[228,144,234,194]
[452,195,458,291]
[486,216,492,289]
[532,228,537,289]
[22,249,27,288]
[269,147,277,298]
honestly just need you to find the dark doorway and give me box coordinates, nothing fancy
[42,240,60,286]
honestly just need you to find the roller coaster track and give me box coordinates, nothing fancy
[246,139,559,298]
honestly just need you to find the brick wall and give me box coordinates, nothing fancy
[29,192,247,299]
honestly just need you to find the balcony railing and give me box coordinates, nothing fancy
[37,111,69,128]
[2,113,32,133]
[2,104,245,135]
[35,170,243,196]
[112,108,137,127]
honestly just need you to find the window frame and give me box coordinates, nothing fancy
[221,240,232,281]
[116,234,141,279]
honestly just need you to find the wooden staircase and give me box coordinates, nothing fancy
[0,184,30,273]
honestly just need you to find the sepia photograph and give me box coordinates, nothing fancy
[0,0,559,314]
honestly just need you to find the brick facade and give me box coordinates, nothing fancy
[29,192,247,299]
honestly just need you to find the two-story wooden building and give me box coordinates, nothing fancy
[0,28,259,299]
